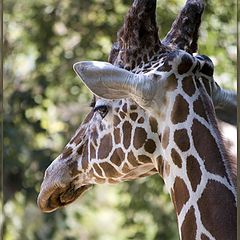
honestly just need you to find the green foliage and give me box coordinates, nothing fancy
[3,0,236,239]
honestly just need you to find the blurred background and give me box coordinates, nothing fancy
[3,0,236,239]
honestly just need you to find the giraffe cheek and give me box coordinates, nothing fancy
[90,128,99,146]
[110,148,125,167]
[133,127,147,149]
[98,134,113,159]
[114,128,121,145]
[122,121,132,149]
[113,115,121,127]
[89,143,96,159]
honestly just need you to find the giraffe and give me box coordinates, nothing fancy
[37,0,237,239]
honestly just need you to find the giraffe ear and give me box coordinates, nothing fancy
[73,61,157,107]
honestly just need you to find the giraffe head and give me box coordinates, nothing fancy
[37,49,211,212]
[37,0,237,238]
[37,0,232,214]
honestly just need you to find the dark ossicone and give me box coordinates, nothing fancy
[109,0,166,69]
[162,0,204,53]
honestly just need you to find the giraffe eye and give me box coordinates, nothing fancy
[94,105,108,118]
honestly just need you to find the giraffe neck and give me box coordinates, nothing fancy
[159,79,237,240]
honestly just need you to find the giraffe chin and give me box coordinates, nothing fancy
[37,184,93,213]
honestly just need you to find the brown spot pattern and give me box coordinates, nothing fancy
[162,127,170,149]
[110,148,125,167]
[98,134,112,159]
[93,163,103,176]
[192,62,200,74]
[130,112,138,121]
[157,60,172,72]
[144,139,156,153]
[122,163,131,173]
[191,119,227,178]
[202,77,212,97]
[186,155,201,192]
[113,115,121,126]
[122,103,128,113]
[62,147,72,159]
[137,117,144,124]
[198,180,236,240]
[171,95,189,124]
[68,161,81,177]
[171,148,182,168]
[83,110,94,124]
[130,104,138,110]
[182,75,196,96]
[114,128,121,144]
[99,162,121,178]
[82,144,89,170]
[174,129,190,152]
[166,73,178,90]
[90,143,96,159]
[181,207,197,240]
[90,129,98,146]
[138,155,152,164]
[149,116,158,133]
[193,97,208,121]
[172,177,190,214]
[201,234,210,240]
[133,127,147,149]
[77,145,83,155]
[70,133,82,145]
[119,111,126,119]
[178,54,193,75]
[128,151,138,166]
[71,130,83,145]
[122,121,132,149]
[156,155,164,176]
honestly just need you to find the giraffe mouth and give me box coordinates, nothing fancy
[37,183,93,213]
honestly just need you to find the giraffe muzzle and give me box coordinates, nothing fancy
[37,160,93,212]
[37,182,93,212]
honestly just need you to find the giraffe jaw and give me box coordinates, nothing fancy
[37,183,93,213]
